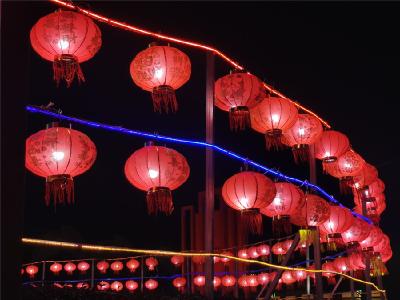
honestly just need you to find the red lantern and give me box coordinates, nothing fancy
[319,206,353,250]
[171,255,184,267]
[347,251,366,270]
[261,182,305,236]
[333,257,349,273]
[272,242,286,255]
[282,271,296,285]
[342,218,371,245]
[314,130,350,165]
[222,171,276,235]
[257,273,269,285]
[354,195,386,224]
[76,282,89,289]
[373,234,390,254]
[126,259,140,272]
[381,247,392,263]
[222,275,236,287]
[250,97,299,150]
[30,10,101,87]
[238,275,248,288]
[110,281,123,292]
[300,194,331,226]
[125,280,139,292]
[192,256,205,265]
[293,270,307,282]
[130,44,191,113]
[213,276,222,288]
[213,256,221,264]
[63,262,76,274]
[215,72,265,130]
[110,261,123,273]
[97,281,110,291]
[238,249,249,259]
[220,251,233,263]
[322,262,336,285]
[50,262,62,275]
[282,113,323,163]
[366,179,385,196]
[25,265,39,278]
[25,124,97,207]
[145,257,158,271]
[193,275,205,287]
[360,226,382,249]
[257,244,270,257]
[96,261,109,274]
[351,163,378,190]
[77,261,90,273]
[145,279,158,290]
[246,275,258,287]
[247,246,259,259]
[125,144,190,215]
[173,277,187,292]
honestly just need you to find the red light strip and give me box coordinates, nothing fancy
[49,0,330,128]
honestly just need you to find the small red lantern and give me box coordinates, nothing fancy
[111,281,123,292]
[63,262,76,274]
[213,276,222,288]
[173,277,187,292]
[145,279,158,290]
[282,113,323,163]
[125,280,139,292]
[257,273,269,285]
[130,44,191,113]
[294,270,307,282]
[342,218,371,245]
[257,244,270,257]
[126,259,140,272]
[30,10,101,87]
[77,261,90,273]
[110,261,123,273]
[96,261,109,274]
[25,124,97,207]
[246,275,258,287]
[222,171,276,235]
[215,72,265,130]
[222,275,236,287]
[50,262,62,275]
[125,144,190,215]
[333,257,349,273]
[193,275,205,287]
[26,265,39,278]
[97,281,110,291]
[261,182,305,236]
[76,282,89,289]
[238,275,248,288]
[238,249,249,259]
[145,257,158,271]
[213,256,221,264]
[192,256,206,265]
[314,130,350,165]
[220,251,233,263]
[171,255,184,267]
[282,271,296,285]
[247,246,259,259]
[250,97,299,150]
[272,242,286,256]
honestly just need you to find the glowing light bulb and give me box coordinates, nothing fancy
[345,232,352,238]
[273,196,282,207]
[298,128,305,136]
[154,69,164,79]
[148,169,159,179]
[52,151,65,161]
[239,197,249,207]
[325,151,331,157]
[271,114,280,123]
[328,221,335,230]
[57,39,70,50]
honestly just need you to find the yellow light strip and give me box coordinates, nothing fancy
[22,237,385,294]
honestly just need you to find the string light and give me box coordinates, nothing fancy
[48,0,331,129]
[21,237,385,294]
[25,105,371,224]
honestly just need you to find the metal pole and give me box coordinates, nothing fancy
[204,52,215,300]
[307,143,316,297]
[306,243,311,296]
[141,256,144,293]
[376,272,385,300]
[330,276,343,298]
[233,246,239,299]
[350,270,355,300]
[90,259,95,289]
[361,199,372,300]
[41,261,46,287]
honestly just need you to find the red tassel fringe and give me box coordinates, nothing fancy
[45,175,74,208]
[339,177,354,195]
[53,54,84,87]
[292,144,309,164]
[272,215,292,238]
[241,209,263,235]
[265,129,285,151]
[146,187,174,215]
[229,106,250,131]
[327,233,345,251]
[151,85,178,113]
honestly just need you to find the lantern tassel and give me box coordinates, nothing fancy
[299,228,315,246]
[53,54,85,87]
[292,144,309,164]
[339,177,353,194]
[265,129,285,151]
[152,85,178,113]
[370,255,388,277]
[241,209,263,235]
[272,215,292,237]
[229,106,250,131]
[45,174,74,208]
[327,233,345,252]
[146,187,174,215]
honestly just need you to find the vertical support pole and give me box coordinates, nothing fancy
[204,52,215,300]
[361,200,372,300]
[350,270,355,300]
[90,259,95,290]
[41,262,46,287]
[376,272,385,300]
[141,256,144,293]
[306,244,311,296]
[233,246,239,299]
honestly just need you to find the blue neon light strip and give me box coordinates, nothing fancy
[25,105,372,224]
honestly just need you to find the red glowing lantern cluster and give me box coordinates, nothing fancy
[221,171,276,235]
[125,144,190,215]
[145,257,158,271]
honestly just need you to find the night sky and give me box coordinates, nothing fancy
[11,1,400,297]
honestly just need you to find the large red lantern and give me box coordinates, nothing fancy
[314,130,350,165]
[50,262,62,275]
[322,262,336,285]
[381,247,392,263]
[282,113,323,163]
[342,218,371,246]
[250,97,299,150]
[214,72,265,130]
[110,261,123,273]
[222,171,276,235]
[373,234,390,254]
[110,281,123,292]
[63,262,76,274]
[125,280,139,292]
[351,163,378,190]
[126,259,140,272]
[299,194,331,227]
[125,144,190,215]
[25,124,97,207]
[366,179,385,196]
[319,206,353,250]
[145,279,158,290]
[173,277,187,292]
[360,226,382,249]
[145,257,158,271]
[30,10,101,87]
[130,44,191,113]
[96,261,109,274]
[333,257,349,273]
[261,182,305,236]
[222,275,236,287]
[77,261,90,273]
[271,241,287,256]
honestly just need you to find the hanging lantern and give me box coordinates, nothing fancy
[213,276,222,289]
[302,194,331,227]
[220,251,233,263]
[145,257,158,271]
[353,200,385,224]
[125,280,139,292]
[238,275,248,288]
[171,255,184,267]
[222,171,276,235]
[238,249,249,259]
[257,273,269,285]
[145,279,158,290]
[110,261,124,274]
[125,144,190,215]
[360,226,382,249]
[381,247,392,263]
[319,206,354,251]
[130,44,191,113]
[96,261,109,274]
[25,123,97,207]
[77,261,90,274]
[261,182,305,237]
[126,259,140,272]
[282,113,323,163]
[30,10,101,87]
[271,241,286,262]
[173,277,187,292]
[76,282,89,289]
[193,275,205,287]
[257,244,270,257]
[373,234,390,255]
[213,256,221,264]
[250,97,299,150]
[246,275,259,288]
[63,262,76,274]
[49,262,62,275]
[322,262,337,285]
[366,179,385,196]
[293,270,307,282]
[333,257,349,273]
[97,281,110,291]
[351,163,378,190]
[342,218,371,248]
[247,246,259,259]
[314,130,350,167]
[282,271,296,285]
[348,251,366,270]
[222,275,236,287]
[214,72,265,130]
[110,281,123,292]
[192,256,206,265]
